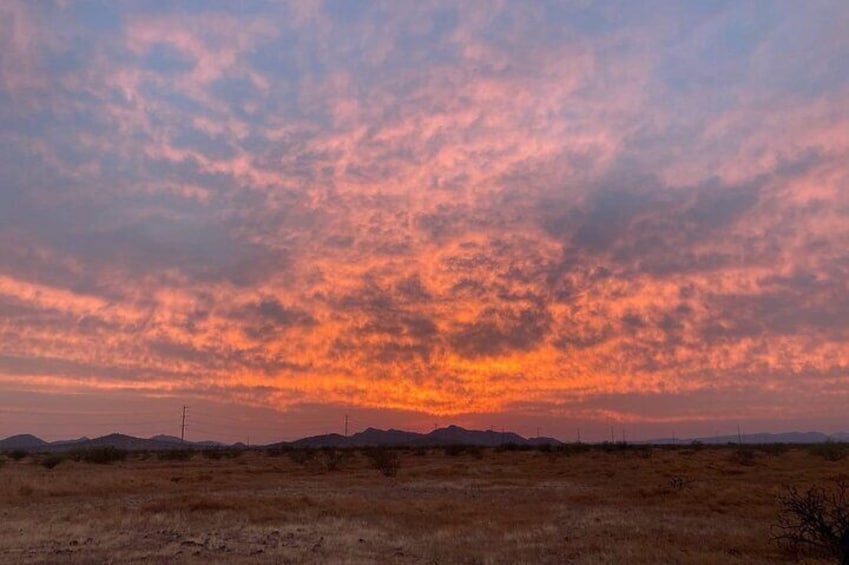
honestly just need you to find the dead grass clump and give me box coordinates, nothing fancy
[773,479,849,562]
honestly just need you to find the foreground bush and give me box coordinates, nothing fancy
[773,480,849,562]
[69,447,128,464]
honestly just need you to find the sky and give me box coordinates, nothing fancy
[1,1,849,443]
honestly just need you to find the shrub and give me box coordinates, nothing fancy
[288,448,317,465]
[157,449,194,461]
[7,449,28,461]
[760,443,791,457]
[773,480,849,562]
[809,442,849,462]
[320,447,351,471]
[443,444,483,459]
[69,447,128,464]
[364,447,401,477]
[41,455,65,469]
[729,446,758,466]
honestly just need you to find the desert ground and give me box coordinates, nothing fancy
[0,444,846,564]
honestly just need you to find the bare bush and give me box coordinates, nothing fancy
[364,447,401,477]
[773,480,849,563]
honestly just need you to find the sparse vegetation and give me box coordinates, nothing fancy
[730,446,758,466]
[40,454,65,469]
[759,443,792,457]
[319,447,352,471]
[7,450,29,461]
[0,444,847,562]
[156,449,194,461]
[287,447,317,465]
[773,480,849,562]
[363,447,401,477]
[69,447,128,465]
[808,441,849,462]
[443,444,483,459]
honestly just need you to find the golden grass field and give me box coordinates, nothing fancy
[0,445,846,564]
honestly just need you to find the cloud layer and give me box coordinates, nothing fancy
[2,1,849,439]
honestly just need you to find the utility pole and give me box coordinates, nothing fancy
[536,426,541,438]
[180,406,187,443]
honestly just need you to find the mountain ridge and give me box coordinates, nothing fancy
[2,427,848,452]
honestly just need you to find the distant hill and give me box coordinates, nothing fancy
[3,427,848,452]
[646,431,839,445]
[269,425,563,449]
[0,434,48,450]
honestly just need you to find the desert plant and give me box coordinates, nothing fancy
[443,444,483,459]
[157,449,194,461]
[809,442,849,462]
[320,447,352,471]
[288,447,317,465]
[69,447,128,464]
[7,449,29,461]
[760,443,791,457]
[41,455,65,469]
[773,480,849,563]
[730,446,758,466]
[364,447,401,477]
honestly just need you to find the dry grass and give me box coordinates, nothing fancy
[0,446,846,563]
